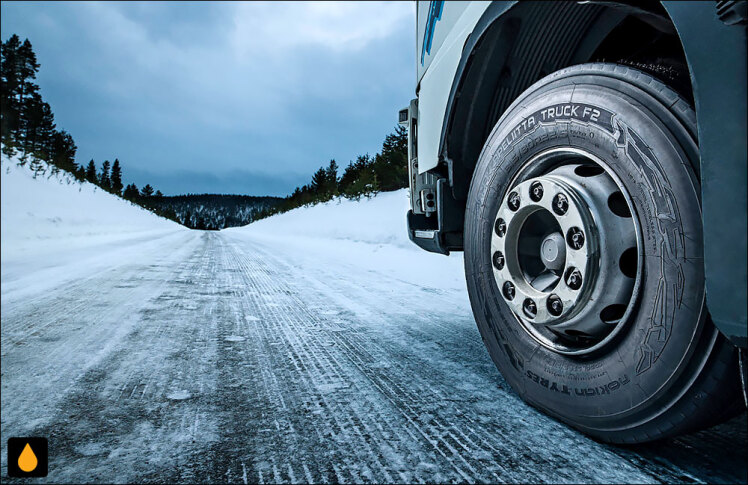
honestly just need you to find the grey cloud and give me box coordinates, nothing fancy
[0,1,414,196]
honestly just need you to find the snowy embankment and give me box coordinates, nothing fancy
[224,190,468,296]
[1,147,466,303]
[1,152,186,301]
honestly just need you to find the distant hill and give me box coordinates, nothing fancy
[144,194,282,230]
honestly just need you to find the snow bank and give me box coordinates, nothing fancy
[1,151,185,300]
[246,190,414,248]
[225,189,468,294]
[1,147,466,301]
[1,153,178,246]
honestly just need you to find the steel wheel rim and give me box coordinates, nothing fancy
[491,147,643,356]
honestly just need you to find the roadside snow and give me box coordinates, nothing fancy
[246,190,415,248]
[225,190,467,294]
[1,149,465,303]
[1,152,186,301]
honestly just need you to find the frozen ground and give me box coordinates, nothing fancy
[1,156,746,483]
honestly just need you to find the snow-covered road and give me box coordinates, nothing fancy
[2,229,745,484]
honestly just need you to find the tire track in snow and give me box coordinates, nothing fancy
[0,232,203,434]
[219,232,746,484]
[1,232,215,482]
[202,235,404,484]
[1,231,745,483]
[208,235,652,484]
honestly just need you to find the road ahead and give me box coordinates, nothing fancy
[1,231,746,483]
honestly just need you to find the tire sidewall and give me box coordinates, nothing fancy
[465,76,707,429]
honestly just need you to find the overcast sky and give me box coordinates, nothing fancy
[1,1,415,195]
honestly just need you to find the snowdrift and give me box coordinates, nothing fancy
[225,190,467,293]
[1,148,465,301]
[1,151,185,300]
[245,190,414,248]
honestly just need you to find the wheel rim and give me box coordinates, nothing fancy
[491,148,642,356]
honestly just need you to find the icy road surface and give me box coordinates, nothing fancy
[1,228,746,484]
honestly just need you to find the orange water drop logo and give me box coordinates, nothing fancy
[18,442,38,472]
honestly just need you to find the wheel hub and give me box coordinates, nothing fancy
[491,156,639,354]
[540,233,565,271]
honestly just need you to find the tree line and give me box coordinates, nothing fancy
[254,125,408,221]
[1,35,77,176]
[146,194,282,230]
[1,34,178,220]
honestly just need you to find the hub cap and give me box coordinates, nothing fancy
[491,149,641,355]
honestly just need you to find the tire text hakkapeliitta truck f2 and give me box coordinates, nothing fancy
[400,0,747,444]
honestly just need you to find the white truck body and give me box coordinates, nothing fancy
[415,1,491,175]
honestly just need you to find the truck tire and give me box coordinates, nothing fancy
[464,63,742,444]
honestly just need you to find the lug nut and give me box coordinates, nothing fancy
[566,227,585,250]
[547,294,563,316]
[492,251,505,270]
[502,281,515,300]
[565,267,582,290]
[553,193,569,215]
[530,181,544,202]
[507,191,520,211]
[523,298,537,318]
[495,218,507,237]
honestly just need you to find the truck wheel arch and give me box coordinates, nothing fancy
[441,1,696,201]
[435,1,746,346]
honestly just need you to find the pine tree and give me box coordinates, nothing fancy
[100,160,111,190]
[17,39,39,101]
[24,95,55,158]
[1,35,22,148]
[340,154,376,199]
[110,159,123,194]
[85,159,97,183]
[339,161,357,195]
[16,39,40,154]
[123,183,139,200]
[372,125,408,191]
[2,34,82,175]
[324,159,339,199]
[310,166,327,194]
[140,184,154,198]
[50,129,77,174]
[346,165,378,200]
[326,159,339,185]
[2,35,84,177]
